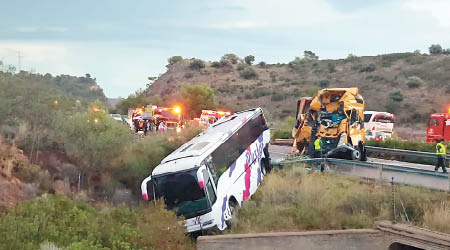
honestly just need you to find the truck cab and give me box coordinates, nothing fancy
[426,113,450,142]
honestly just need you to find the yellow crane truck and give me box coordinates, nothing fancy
[292,88,367,161]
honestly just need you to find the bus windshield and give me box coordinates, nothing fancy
[152,169,209,218]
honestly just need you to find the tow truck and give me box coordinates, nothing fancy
[292,88,367,161]
[426,108,450,142]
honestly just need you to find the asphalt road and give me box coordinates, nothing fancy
[268,144,450,191]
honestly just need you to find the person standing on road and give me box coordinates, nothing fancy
[314,137,322,158]
[435,139,448,173]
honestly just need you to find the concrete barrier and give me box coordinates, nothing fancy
[197,221,450,250]
[197,229,385,250]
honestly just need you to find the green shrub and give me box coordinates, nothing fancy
[271,129,291,139]
[184,72,194,79]
[211,61,221,68]
[236,63,247,71]
[239,67,257,79]
[258,61,267,67]
[389,91,404,102]
[319,80,330,88]
[189,59,205,70]
[0,195,195,250]
[167,56,183,67]
[271,93,285,101]
[359,64,376,73]
[406,76,424,88]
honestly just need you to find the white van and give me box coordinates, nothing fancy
[364,111,395,140]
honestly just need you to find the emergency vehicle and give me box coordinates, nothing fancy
[199,110,232,127]
[426,110,450,142]
[154,106,184,132]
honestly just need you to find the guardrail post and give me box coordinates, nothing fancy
[378,164,383,186]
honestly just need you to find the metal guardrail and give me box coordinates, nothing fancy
[365,146,449,160]
[277,157,449,179]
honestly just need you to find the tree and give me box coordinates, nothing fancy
[244,55,255,65]
[303,50,319,60]
[54,100,131,189]
[116,89,148,114]
[221,54,239,64]
[429,44,443,54]
[177,84,216,118]
[167,56,183,67]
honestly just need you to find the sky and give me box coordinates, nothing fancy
[1,0,450,97]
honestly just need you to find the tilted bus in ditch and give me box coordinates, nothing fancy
[141,108,271,233]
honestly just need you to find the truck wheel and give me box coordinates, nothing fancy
[351,147,362,161]
[360,145,367,161]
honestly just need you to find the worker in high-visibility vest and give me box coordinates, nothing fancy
[435,139,448,173]
[314,137,322,158]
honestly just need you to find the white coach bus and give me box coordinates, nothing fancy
[141,108,271,233]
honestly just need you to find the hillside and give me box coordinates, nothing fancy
[146,53,450,124]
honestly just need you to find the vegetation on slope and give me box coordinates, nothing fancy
[229,166,450,234]
[146,50,450,125]
[0,195,194,250]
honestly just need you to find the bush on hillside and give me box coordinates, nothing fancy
[236,63,247,71]
[429,44,443,54]
[389,91,404,102]
[0,195,194,250]
[211,61,221,68]
[319,79,330,88]
[359,64,376,73]
[189,59,205,70]
[167,56,183,67]
[258,61,267,67]
[406,76,424,88]
[239,67,258,79]
[271,93,285,101]
[221,54,239,64]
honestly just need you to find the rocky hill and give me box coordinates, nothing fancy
[146,53,450,124]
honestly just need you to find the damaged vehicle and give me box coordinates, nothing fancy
[292,88,367,161]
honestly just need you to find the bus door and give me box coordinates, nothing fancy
[197,165,217,208]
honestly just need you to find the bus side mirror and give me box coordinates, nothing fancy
[197,166,207,189]
[141,176,152,201]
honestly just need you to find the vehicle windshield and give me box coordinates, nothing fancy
[373,114,394,123]
[152,169,209,218]
[364,114,372,122]
[429,119,439,126]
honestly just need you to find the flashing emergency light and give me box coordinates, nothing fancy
[93,107,100,113]
[173,106,181,114]
[54,100,58,105]
[176,127,181,133]
[448,107,450,114]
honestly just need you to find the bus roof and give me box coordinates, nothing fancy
[152,108,262,176]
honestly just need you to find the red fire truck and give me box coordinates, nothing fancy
[426,110,450,142]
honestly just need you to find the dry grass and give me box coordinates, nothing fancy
[229,165,450,234]
[422,201,450,233]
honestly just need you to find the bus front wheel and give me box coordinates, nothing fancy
[226,199,239,229]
